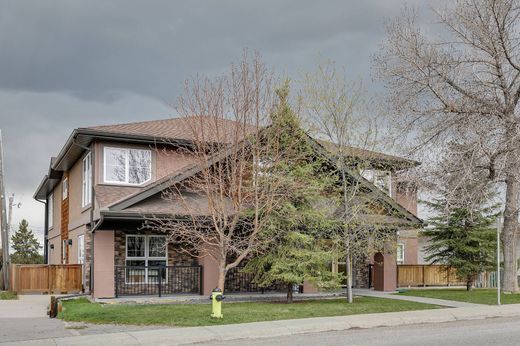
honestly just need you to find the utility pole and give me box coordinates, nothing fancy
[0,130,9,290]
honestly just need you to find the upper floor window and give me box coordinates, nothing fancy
[103,147,152,185]
[82,152,92,207]
[361,169,391,196]
[47,192,54,229]
[62,178,68,200]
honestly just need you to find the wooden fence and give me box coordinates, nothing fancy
[397,265,466,287]
[10,264,82,294]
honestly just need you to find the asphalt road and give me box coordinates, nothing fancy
[200,317,520,346]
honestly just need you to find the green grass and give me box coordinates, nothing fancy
[398,288,520,305]
[0,291,17,300]
[59,297,439,327]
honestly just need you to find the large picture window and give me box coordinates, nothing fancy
[82,152,92,207]
[125,235,167,284]
[104,147,152,185]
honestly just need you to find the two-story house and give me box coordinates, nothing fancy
[34,117,421,298]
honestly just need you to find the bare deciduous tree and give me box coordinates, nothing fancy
[375,0,520,292]
[147,52,304,291]
[300,61,400,303]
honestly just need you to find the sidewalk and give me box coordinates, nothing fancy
[352,288,483,308]
[3,304,520,345]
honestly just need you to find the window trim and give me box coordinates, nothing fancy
[78,234,85,264]
[103,146,152,186]
[397,243,405,264]
[62,178,68,200]
[125,235,167,284]
[82,152,92,207]
[47,192,54,229]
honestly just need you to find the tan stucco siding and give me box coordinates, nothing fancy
[48,182,62,241]
[47,234,62,264]
[93,231,115,298]
[67,225,87,264]
[68,153,91,222]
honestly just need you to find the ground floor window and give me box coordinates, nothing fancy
[397,243,405,264]
[125,235,167,284]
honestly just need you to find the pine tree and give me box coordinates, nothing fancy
[10,219,43,264]
[245,80,342,303]
[422,186,498,291]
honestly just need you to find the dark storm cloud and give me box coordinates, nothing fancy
[0,0,431,232]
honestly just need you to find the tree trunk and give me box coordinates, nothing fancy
[502,171,519,293]
[286,283,293,304]
[346,251,353,304]
[466,278,473,291]
[217,262,227,293]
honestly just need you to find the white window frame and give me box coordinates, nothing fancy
[125,235,167,284]
[103,147,152,186]
[62,239,68,264]
[62,178,68,200]
[78,234,85,264]
[47,192,54,229]
[397,243,405,264]
[82,152,92,207]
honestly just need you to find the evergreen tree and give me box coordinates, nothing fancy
[245,81,342,303]
[422,184,498,291]
[10,219,43,264]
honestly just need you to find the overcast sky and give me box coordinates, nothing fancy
[0,0,434,242]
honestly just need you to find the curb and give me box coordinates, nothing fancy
[3,305,520,345]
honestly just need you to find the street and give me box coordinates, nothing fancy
[200,317,520,346]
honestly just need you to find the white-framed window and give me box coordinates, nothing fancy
[397,243,405,264]
[103,147,152,185]
[47,192,54,229]
[78,234,85,264]
[82,152,92,207]
[125,235,167,284]
[361,169,392,196]
[62,239,68,264]
[62,178,68,200]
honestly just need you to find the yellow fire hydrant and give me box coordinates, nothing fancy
[210,288,225,318]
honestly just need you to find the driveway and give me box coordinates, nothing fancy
[0,295,164,343]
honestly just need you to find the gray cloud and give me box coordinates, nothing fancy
[0,0,432,239]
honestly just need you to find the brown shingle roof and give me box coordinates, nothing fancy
[316,140,419,169]
[83,116,253,144]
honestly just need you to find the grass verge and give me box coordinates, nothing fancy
[59,296,439,327]
[0,291,17,300]
[398,288,520,305]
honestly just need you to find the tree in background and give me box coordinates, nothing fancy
[300,60,397,303]
[375,0,520,293]
[422,146,499,290]
[244,81,341,303]
[11,219,43,264]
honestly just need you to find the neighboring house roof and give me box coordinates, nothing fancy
[317,140,419,170]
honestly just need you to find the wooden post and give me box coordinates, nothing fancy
[422,265,426,287]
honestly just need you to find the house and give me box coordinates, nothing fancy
[34,117,421,298]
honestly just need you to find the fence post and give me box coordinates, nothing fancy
[422,265,426,287]
[199,265,203,295]
[158,267,162,298]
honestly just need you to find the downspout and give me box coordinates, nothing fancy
[35,199,48,264]
[89,143,96,294]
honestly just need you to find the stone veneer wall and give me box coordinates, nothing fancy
[113,230,200,296]
[354,256,371,288]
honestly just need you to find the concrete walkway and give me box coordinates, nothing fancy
[353,289,484,308]
[3,303,520,345]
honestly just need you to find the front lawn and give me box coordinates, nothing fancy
[398,288,520,305]
[59,297,439,327]
[0,291,17,300]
